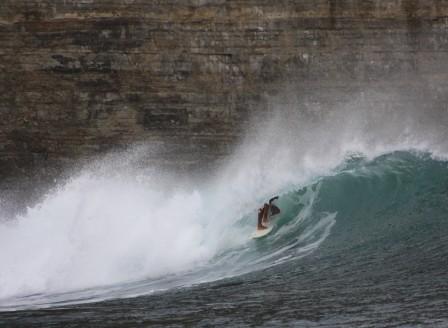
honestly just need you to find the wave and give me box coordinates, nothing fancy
[0,157,334,310]
[0,149,446,311]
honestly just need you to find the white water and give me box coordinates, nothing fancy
[1,90,447,306]
[1,174,203,298]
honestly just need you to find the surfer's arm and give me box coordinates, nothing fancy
[269,196,279,204]
[271,204,280,215]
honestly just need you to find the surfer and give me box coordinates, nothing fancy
[257,205,269,230]
[257,196,280,230]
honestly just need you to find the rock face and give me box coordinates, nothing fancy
[1,0,448,181]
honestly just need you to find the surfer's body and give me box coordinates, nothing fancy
[257,204,269,230]
[257,196,280,231]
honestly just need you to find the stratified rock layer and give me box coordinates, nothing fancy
[1,0,448,179]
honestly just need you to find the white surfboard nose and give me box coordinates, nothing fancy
[252,225,273,239]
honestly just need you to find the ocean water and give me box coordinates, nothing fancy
[1,99,448,327]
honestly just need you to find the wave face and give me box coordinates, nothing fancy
[1,150,447,311]
[316,151,448,254]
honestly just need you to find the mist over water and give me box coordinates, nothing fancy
[1,90,447,310]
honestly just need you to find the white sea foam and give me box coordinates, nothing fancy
[0,173,208,299]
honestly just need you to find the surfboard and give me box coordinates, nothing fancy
[252,225,273,239]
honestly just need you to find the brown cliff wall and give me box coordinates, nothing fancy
[1,0,448,183]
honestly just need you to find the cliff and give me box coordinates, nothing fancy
[1,1,448,189]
